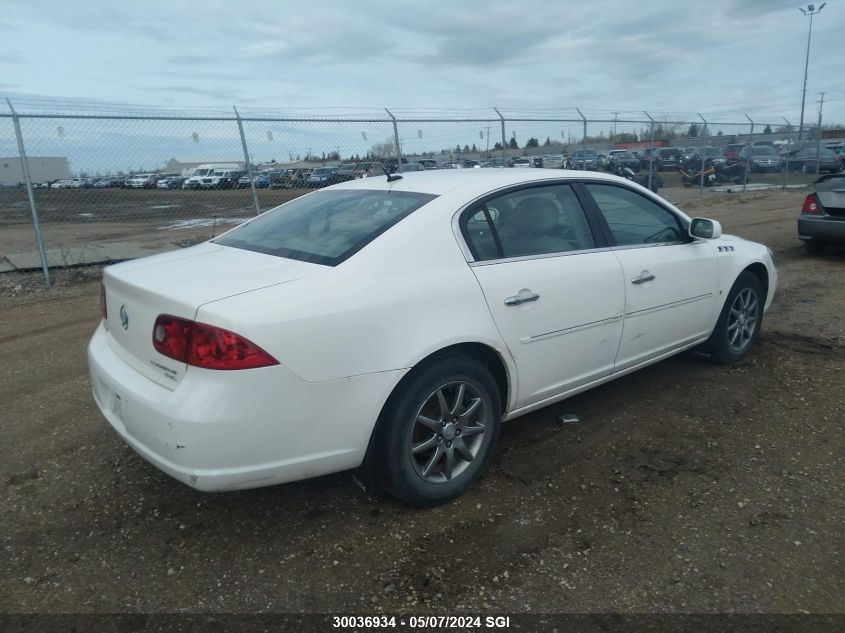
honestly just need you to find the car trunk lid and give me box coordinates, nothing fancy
[101,243,325,388]
[816,175,845,217]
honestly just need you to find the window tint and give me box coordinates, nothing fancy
[585,184,686,246]
[215,189,436,266]
[463,184,596,261]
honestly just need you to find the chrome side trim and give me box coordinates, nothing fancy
[625,292,714,318]
[519,315,623,345]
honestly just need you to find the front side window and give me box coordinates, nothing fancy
[585,183,687,246]
[215,189,436,266]
[463,184,596,261]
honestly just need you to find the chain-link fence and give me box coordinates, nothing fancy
[1,99,839,286]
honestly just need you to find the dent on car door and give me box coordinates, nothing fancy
[462,183,624,408]
[582,183,719,371]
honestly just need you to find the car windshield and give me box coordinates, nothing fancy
[215,189,437,266]
[702,148,721,156]
[752,147,777,156]
[313,168,334,175]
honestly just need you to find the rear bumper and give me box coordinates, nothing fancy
[798,216,845,243]
[88,324,404,491]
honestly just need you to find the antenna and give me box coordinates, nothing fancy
[382,166,403,183]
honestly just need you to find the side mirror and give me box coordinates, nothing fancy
[689,217,722,240]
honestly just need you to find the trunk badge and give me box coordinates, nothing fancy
[119,304,129,330]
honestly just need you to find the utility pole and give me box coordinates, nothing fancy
[815,92,825,176]
[485,126,491,157]
[612,112,618,142]
[798,3,826,141]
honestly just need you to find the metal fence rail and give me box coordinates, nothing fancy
[0,98,834,286]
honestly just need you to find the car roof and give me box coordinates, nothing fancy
[329,167,626,197]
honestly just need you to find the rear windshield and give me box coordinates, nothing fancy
[215,189,437,266]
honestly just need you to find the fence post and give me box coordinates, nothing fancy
[644,111,655,191]
[233,106,261,217]
[698,113,708,197]
[782,117,791,189]
[385,109,402,170]
[576,108,587,152]
[493,107,506,165]
[6,98,50,288]
[742,114,754,192]
[815,93,824,177]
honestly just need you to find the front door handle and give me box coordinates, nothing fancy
[504,290,540,306]
[631,272,656,285]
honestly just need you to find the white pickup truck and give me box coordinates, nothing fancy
[181,164,241,189]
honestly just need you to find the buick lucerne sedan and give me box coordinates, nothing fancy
[89,169,777,506]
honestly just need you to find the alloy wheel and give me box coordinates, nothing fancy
[409,381,488,484]
[727,288,759,352]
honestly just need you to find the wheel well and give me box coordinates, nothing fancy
[356,342,511,489]
[744,262,769,296]
[423,343,511,410]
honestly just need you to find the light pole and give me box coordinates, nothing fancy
[797,3,826,141]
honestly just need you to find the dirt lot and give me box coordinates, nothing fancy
[1,189,843,615]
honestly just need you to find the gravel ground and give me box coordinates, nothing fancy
[1,188,842,615]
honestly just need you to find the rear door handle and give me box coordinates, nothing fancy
[631,272,655,285]
[504,291,540,306]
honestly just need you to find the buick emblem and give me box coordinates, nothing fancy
[119,304,129,330]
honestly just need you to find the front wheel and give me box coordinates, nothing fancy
[376,354,502,506]
[705,271,764,364]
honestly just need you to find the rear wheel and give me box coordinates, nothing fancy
[377,354,502,506]
[706,271,764,364]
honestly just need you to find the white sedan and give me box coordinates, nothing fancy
[89,169,776,506]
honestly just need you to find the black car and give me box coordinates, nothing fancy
[652,148,682,171]
[605,150,640,173]
[686,146,726,169]
[798,173,845,254]
[787,148,843,175]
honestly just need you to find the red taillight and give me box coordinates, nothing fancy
[100,282,107,320]
[152,315,278,370]
[801,194,821,215]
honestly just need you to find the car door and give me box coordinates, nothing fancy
[461,183,625,408]
[581,182,720,372]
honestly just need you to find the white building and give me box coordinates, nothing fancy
[0,156,69,186]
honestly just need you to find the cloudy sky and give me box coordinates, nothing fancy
[0,0,843,171]
[0,0,842,120]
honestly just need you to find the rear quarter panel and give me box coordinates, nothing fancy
[195,199,515,390]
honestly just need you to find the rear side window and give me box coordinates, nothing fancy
[215,189,436,266]
[463,184,596,261]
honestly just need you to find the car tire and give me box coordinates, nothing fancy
[705,271,765,364]
[803,239,826,255]
[376,353,502,507]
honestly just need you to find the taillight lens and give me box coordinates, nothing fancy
[801,194,822,215]
[152,315,278,370]
[100,282,107,320]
